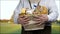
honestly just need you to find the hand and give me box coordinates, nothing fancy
[33,14,48,25]
[18,15,30,25]
[39,14,48,25]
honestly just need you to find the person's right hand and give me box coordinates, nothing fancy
[18,15,30,25]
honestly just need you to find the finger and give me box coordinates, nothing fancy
[18,18,29,24]
[39,17,44,20]
[18,18,25,23]
[40,14,47,18]
[23,16,29,20]
[23,18,30,22]
[18,20,29,25]
[19,15,25,18]
[19,15,29,20]
[18,17,30,22]
[39,17,47,21]
[36,21,41,24]
[33,21,41,25]
[39,18,45,22]
[37,22,45,26]
[33,18,41,21]
[35,19,45,26]
[19,18,23,21]
[18,20,24,24]
[18,19,21,24]
[23,21,29,24]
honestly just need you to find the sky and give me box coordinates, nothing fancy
[0,0,60,20]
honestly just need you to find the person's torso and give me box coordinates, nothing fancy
[22,0,49,10]
[18,0,51,31]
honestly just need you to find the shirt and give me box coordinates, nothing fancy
[13,0,58,26]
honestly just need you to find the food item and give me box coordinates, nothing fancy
[33,5,48,16]
[40,6,48,14]
[19,8,31,17]
[19,5,48,30]
[19,8,31,24]
[19,8,26,16]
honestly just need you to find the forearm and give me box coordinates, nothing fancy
[48,10,58,21]
[13,0,23,23]
[47,0,58,21]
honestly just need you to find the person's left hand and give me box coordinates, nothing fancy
[33,14,48,25]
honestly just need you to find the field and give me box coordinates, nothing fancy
[0,20,60,34]
[0,23,22,34]
[52,23,60,34]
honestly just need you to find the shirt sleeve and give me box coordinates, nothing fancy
[47,0,59,21]
[13,0,23,24]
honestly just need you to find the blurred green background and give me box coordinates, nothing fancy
[0,0,60,34]
[0,20,60,34]
[52,20,60,34]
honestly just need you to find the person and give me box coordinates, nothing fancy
[13,0,58,34]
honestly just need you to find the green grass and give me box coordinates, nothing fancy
[0,23,22,34]
[52,23,60,34]
[0,22,60,34]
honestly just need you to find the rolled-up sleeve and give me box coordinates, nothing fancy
[47,0,58,21]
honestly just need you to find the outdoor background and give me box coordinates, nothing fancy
[0,0,60,34]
